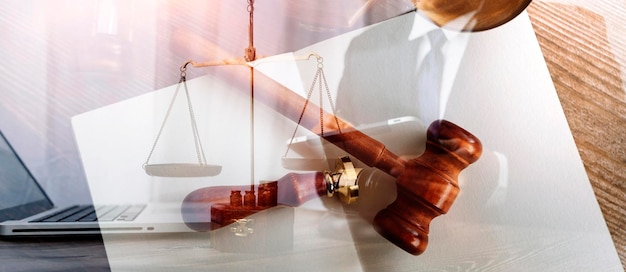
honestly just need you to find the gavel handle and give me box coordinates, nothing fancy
[214,67,406,177]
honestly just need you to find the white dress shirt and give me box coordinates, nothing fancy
[408,11,475,121]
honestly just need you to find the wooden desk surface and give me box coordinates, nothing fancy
[527,1,626,268]
[0,237,109,271]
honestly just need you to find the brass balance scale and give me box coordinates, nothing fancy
[142,0,530,255]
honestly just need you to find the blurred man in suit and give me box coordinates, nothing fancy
[336,0,531,125]
[333,0,534,233]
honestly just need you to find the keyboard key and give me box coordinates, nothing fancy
[61,206,96,222]
[115,205,145,221]
[97,205,130,221]
[37,206,83,222]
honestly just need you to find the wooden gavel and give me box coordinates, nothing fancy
[179,63,482,255]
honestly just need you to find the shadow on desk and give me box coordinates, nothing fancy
[0,236,110,271]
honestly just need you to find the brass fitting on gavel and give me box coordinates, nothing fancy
[323,156,361,204]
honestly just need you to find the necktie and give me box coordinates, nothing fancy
[417,29,446,124]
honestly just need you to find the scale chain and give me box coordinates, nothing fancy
[144,69,207,167]
[284,58,344,158]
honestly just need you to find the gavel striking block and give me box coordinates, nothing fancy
[207,183,296,253]
[210,183,277,230]
[182,172,326,232]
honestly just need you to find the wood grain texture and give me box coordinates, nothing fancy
[527,1,626,269]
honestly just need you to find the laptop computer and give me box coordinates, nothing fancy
[0,130,192,237]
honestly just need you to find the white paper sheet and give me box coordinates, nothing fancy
[72,10,622,271]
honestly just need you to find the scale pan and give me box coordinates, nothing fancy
[144,163,222,177]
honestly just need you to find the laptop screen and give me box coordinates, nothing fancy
[0,131,53,222]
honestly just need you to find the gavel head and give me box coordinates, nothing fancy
[411,0,532,32]
[426,119,482,167]
[373,120,482,255]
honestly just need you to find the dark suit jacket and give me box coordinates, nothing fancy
[335,12,421,125]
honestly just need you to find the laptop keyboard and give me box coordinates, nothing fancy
[30,205,145,223]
